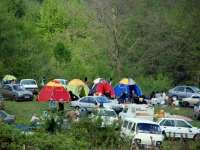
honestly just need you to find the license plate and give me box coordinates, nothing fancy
[25,95,30,99]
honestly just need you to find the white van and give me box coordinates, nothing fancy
[20,79,38,94]
[119,104,154,121]
[121,118,164,148]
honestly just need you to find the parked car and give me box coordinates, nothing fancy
[71,96,122,112]
[181,95,200,107]
[121,118,164,148]
[0,84,33,101]
[119,104,154,121]
[193,102,200,120]
[20,79,38,94]
[158,118,200,140]
[168,86,200,100]
[0,110,15,124]
[93,108,118,127]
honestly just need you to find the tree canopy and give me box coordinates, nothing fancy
[0,0,199,88]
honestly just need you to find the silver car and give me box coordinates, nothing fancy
[0,84,33,101]
[168,86,200,100]
[71,96,121,112]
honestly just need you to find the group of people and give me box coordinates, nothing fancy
[118,91,147,104]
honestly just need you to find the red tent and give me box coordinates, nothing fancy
[96,80,115,98]
[37,80,71,102]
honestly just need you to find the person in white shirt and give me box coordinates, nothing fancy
[30,113,40,126]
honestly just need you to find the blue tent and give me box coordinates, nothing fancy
[114,84,142,97]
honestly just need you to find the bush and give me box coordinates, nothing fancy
[136,74,172,95]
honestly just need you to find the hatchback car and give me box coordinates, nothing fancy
[71,96,121,112]
[181,95,200,107]
[121,118,164,148]
[0,110,15,124]
[194,102,200,120]
[0,84,33,101]
[158,118,200,140]
[20,79,38,94]
[168,86,200,100]
[94,108,118,127]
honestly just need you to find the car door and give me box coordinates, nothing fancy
[159,119,177,138]
[174,120,194,139]
[174,86,186,99]
[79,97,90,108]
[186,87,195,98]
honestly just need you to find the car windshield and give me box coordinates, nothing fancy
[98,110,116,117]
[192,87,200,93]
[97,96,110,103]
[13,85,24,91]
[137,123,161,134]
[21,80,36,85]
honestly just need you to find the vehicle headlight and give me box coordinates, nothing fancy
[134,139,141,144]
[156,141,162,146]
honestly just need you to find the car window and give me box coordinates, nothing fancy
[88,98,97,104]
[186,87,194,93]
[128,122,133,130]
[163,120,175,127]
[13,85,24,91]
[97,96,110,103]
[174,87,185,92]
[137,123,161,134]
[79,97,90,103]
[175,120,192,128]
[192,96,200,99]
[123,120,128,128]
[21,80,36,85]
[159,120,166,126]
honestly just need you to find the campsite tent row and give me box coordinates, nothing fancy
[34,78,142,102]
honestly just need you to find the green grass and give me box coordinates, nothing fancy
[4,100,71,124]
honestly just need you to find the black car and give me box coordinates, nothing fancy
[0,84,33,101]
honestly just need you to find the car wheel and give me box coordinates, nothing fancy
[194,134,200,141]
[162,131,167,140]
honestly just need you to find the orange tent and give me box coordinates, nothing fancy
[37,80,71,102]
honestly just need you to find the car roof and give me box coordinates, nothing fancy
[98,108,115,111]
[20,79,36,81]
[124,118,158,125]
[160,118,187,121]
[6,84,20,87]
[81,96,107,98]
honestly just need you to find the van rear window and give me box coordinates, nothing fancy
[123,121,128,128]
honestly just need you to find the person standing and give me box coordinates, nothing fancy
[49,99,57,112]
[58,99,64,114]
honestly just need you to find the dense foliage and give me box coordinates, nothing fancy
[0,0,199,90]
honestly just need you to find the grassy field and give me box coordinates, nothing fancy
[4,100,71,124]
[4,100,200,128]
[2,101,200,150]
